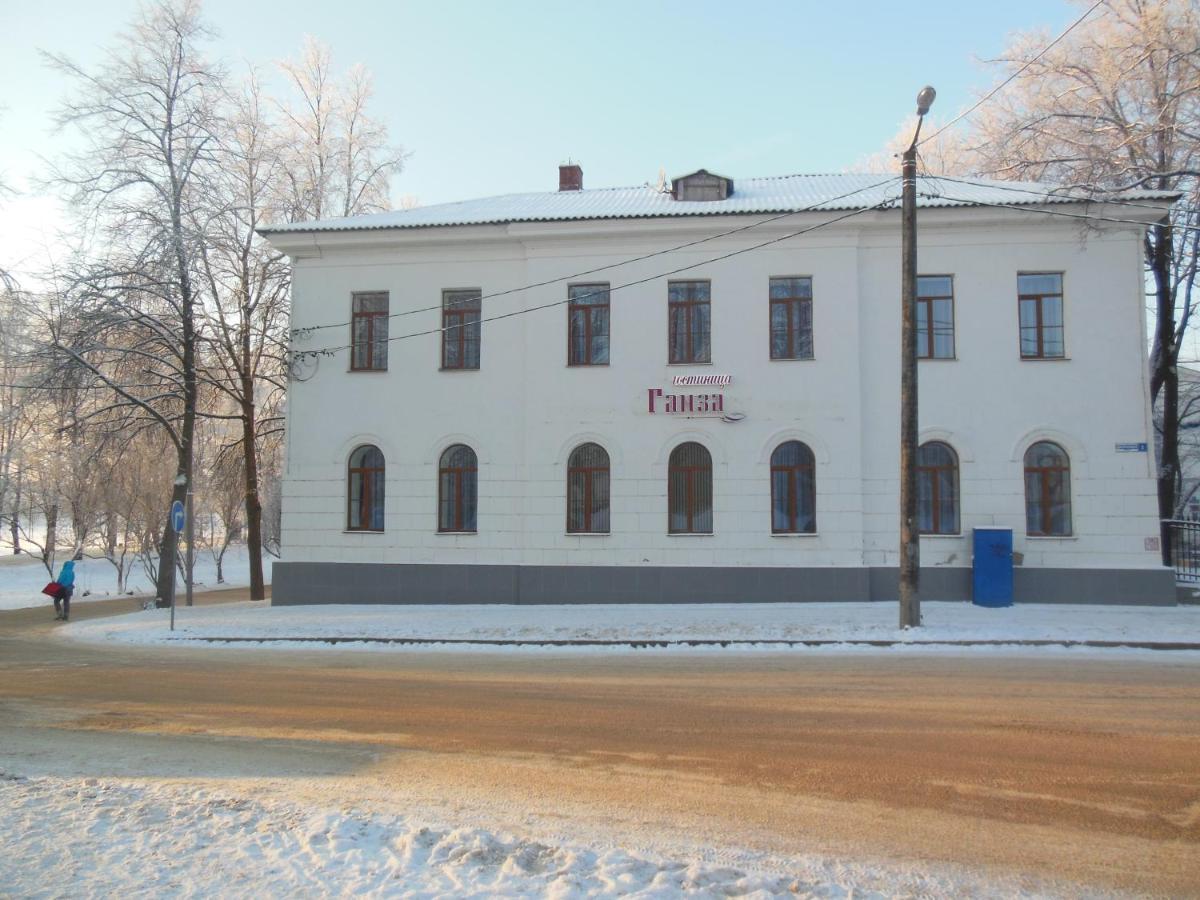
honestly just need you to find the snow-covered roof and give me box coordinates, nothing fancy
[259,172,1176,235]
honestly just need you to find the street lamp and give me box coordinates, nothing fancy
[899,85,935,630]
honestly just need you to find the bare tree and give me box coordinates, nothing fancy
[194,70,288,600]
[856,115,980,176]
[277,36,407,221]
[198,439,246,584]
[0,287,37,553]
[967,0,1200,527]
[189,42,406,600]
[44,0,223,604]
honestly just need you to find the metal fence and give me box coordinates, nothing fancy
[1164,519,1200,582]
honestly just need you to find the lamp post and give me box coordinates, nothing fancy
[899,85,936,630]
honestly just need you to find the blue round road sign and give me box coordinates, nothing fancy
[171,500,186,533]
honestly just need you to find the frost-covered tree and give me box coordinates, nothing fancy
[968,0,1200,525]
[44,0,222,604]
[277,36,408,221]
[195,71,289,601]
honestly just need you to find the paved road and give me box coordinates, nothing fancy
[2,592,1198,894]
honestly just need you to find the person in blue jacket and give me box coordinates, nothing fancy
[53,560,76,621]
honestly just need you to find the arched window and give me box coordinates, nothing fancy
[917,441,959,535]
[347,445,385,531]
[438,444,478,532]
[668,442,713,534]
[567,443,610,534]
[1024,441,1071,536]
[770,441,816,533]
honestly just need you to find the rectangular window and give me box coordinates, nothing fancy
[668,281,711,364]
[1018,273,1065,359]
[350,292,389,370]
[442,289,482,370]
[769,277,813,360]
[916,275,954,359]
[568,283,610,366]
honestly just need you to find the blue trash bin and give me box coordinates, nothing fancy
[973,527,1014,607]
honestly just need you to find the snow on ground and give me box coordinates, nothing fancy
[60,599,1200,653]
[0,774,1061,898]
[0,545,272,611]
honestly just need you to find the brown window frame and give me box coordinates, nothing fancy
[668,441,713,534]
[1018,273,1065,360]
[566,443,611,533]
[916,275,955,360]
[668,280,711,365]
[768,277,814,361]
[346,445,385,531]
[441,289,482,370]
[438,444,478,533]
[567,283,611,366]
[350,292,389,371]
[770,441,816,534]
[917,441,959,535]
[1024,441,1072,536]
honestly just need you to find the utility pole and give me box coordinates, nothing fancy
[899,85,936,630]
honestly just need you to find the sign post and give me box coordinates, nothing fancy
[169,499,185,632]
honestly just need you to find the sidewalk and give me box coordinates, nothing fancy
[58,600,1200,654]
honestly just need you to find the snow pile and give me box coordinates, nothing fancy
[0,545,272,611]
[0,774,1043,898]
[60,600,1200,652]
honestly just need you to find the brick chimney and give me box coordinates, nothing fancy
[558,163,583,191]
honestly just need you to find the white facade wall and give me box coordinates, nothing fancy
[276,207,1165,591]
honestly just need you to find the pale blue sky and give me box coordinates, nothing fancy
[1,0,1080,280]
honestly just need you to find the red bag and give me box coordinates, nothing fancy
[42,582,61,597]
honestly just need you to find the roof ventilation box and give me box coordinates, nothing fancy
[672,169,733,201]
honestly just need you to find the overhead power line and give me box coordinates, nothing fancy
[291,178,899,338]
[925,174,1179,216]
[918,0,1106,148]
[293,196,901,361]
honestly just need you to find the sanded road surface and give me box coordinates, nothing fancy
[2,592,1198,895]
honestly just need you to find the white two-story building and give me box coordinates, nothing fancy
[261,166,1176,606]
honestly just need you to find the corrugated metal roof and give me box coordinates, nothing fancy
[259,172,1176,235]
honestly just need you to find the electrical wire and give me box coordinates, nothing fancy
[0,374,280,391]
[918,0,1106,148]
[293,196,901,361]
[291,178,899,338]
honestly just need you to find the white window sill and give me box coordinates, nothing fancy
[436,531,478,536]
[1020,356,1070,362]
[769,356,816,362]
[667,532,714,537]
[666,361,713,367]
[770,532,819,537]
[565,531,610,537]
[343,530,385,535]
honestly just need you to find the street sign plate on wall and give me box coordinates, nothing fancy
[1115,443,1148,453]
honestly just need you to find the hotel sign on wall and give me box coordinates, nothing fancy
[647,375,743,421]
